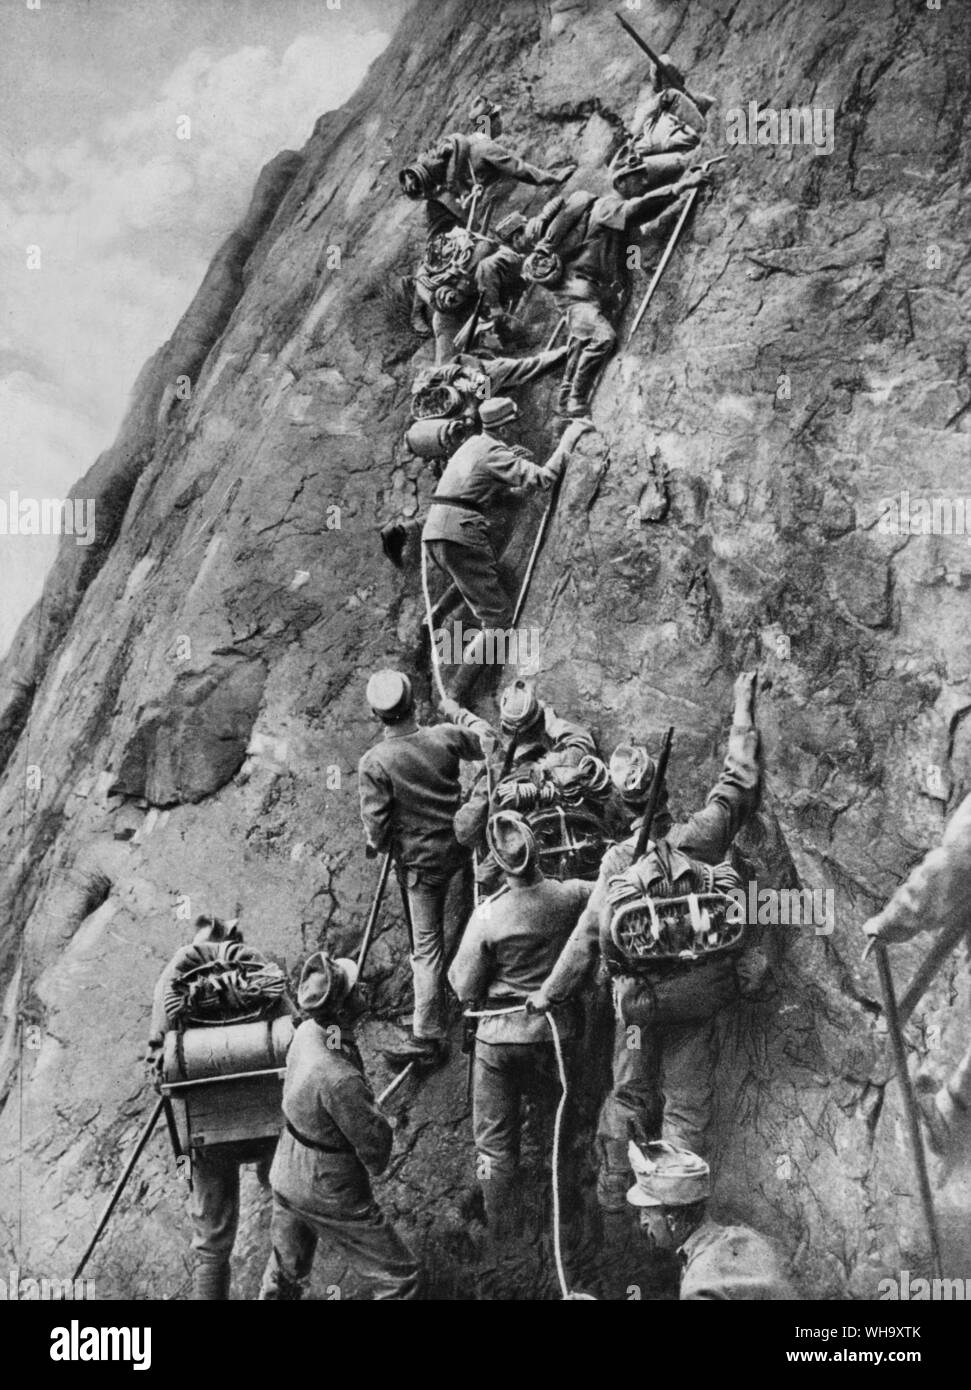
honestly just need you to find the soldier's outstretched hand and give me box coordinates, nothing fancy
[439,696,463,722]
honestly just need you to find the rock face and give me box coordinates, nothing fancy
[1,0,970,1300]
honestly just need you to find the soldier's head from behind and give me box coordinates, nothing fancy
[609,742,673,839]
[477,395,518,439]
[193,915,243,946]
[488,811,541,886]
[495,211,528,255]
[627,1140,710,1252]
[366,669,415,726]
[469,93,502,138]
[297,950,360,1026]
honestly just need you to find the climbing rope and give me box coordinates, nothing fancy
[462,1002,595,1300]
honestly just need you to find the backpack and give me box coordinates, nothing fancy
[603,843,745,971]
[164,942,288,1027]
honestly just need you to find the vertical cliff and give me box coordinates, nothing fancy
[1,0,969,1299]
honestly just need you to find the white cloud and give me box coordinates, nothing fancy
[0,27,389,656]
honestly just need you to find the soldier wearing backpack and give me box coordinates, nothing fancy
[522,171,707,417]
[527,672,763,1212]
[146,916,294,1300]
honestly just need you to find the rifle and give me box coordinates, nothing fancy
[633,725,674,860]
[614,11,687,95]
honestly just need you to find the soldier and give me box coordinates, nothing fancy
[522,170,707,416]
[413,219,531,363]
[631,56,713,156]
[448,812,594,1238]
[259,951,419,1301]
[863,792,971,1158]
[527,672,762,1211]
[422,399,590,660]
[146,916,294,1300]
[454,679,605,889]
[357,670,494,1067]
[400,344,570,477]
[399,100,571,223]
[627,1141,796,1300]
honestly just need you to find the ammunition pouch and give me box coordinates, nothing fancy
[608,890,743,971]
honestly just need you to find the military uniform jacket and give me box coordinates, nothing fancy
[449,874,594,1043]
[422,432,558,550]
[864,792,971,944]
[358,716,490,877]
[269,1020,392,1216]
[680,1220,795,1300]
[536,721,762,1005]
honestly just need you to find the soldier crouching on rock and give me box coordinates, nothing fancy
[259,951,420,1301]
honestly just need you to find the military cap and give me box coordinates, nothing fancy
[487,810,537,876]
[626,1140,711,1208]
[366,669,414,722]
[297,951,359,1015]
[479,396,519,429]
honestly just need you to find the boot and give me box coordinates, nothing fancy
[190,1259,231,1301]
[595,1139,632,1215]
[380,1034,449,1069]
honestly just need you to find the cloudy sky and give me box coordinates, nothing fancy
[0,0,406,656]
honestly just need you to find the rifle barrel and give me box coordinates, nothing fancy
[634,726,674,860]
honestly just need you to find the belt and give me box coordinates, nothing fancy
[285,1120,353,1156]
[430,495,485,514]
